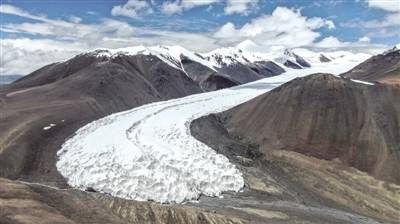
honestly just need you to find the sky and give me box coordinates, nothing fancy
[1,0,399,76]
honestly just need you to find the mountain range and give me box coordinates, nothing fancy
[0,45,399,224]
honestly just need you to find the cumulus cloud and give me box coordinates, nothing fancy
[213,7,335,48]
[358,36,371,42]
[111,0,152,18]
[367,0,400,12]
[0,39,83,75]
[224,0,258,15]
[214,22,236,38]
[314,36,344,48]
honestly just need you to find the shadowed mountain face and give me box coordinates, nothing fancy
[0,54,203,186]
[179,55,240,90]
[222,74,400,184]
[342,48,400,84]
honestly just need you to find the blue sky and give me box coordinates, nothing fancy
[1,0,399,75]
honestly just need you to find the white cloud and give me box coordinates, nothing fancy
[214,22,236,38]
[161,0,220,15]
[161,0,259,15]
[111,0,152,18]
[224,0,258,15]
[354,12,400,28]
[0,39,83,75]
[161,1,183,14]
[0,4,41,20]
[213,7,335,48]
[314,36,344,48]
[312,36,385,54]
[342,12,400,38]
[367,0,400,12]
[69,16,82,23]
[307,17,336,29]
[358,36,371,42]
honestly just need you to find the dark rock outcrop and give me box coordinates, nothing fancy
[319,54,331,63]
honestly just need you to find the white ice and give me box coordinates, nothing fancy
[43,123,56,130]
[56,54,367,204]
[351,79,375,85]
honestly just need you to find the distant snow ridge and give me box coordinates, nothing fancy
[87,44,372,77]
[90,45,217,72]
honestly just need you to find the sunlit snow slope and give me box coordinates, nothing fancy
[57,55,369,203]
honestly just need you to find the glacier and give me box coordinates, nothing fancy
[56,52,370,203]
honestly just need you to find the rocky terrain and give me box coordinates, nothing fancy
[0,53,202,186]
[190,74,400,223]
[221,74,400,184]
[0,178,246,224]
[191,114,400,223]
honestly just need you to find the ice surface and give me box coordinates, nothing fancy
[57,53,366,203]
[351,79,375,85]
[43,123,56,130]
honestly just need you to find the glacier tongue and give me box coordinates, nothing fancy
[56,54,368,204]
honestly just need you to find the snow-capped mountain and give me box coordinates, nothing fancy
[274,48,311,69]
[85,44,371,89]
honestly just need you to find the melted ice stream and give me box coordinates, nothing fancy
[57,57,367,203]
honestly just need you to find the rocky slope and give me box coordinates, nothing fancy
[0,53,202,186]
[189,73,400,223]
[342,47,400,84]
[191,115,400,223]
[0,177,245,224]
[221,74,400,184]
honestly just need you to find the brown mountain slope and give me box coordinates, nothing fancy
[0,177,245,224]
[0,53,202,186]
[222,74,400,184]
[341,48,400,84]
